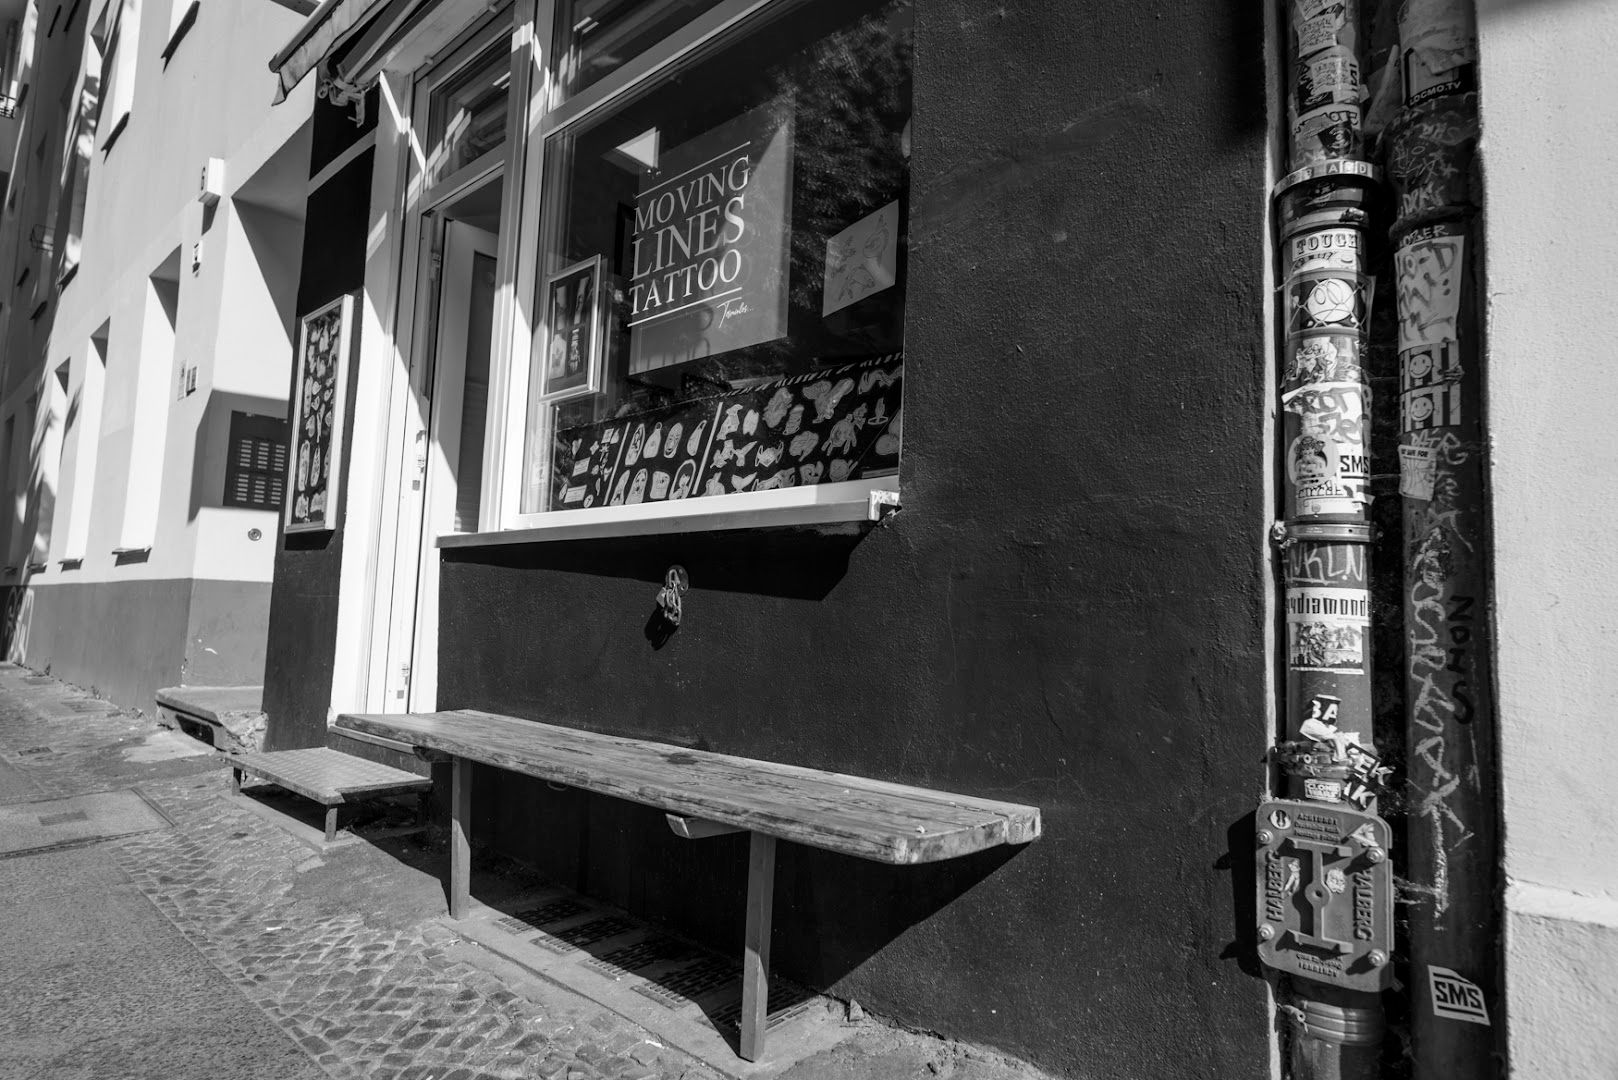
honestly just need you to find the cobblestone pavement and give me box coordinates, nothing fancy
[0,666,712,1080]
[112,775,708,1080]
[0,665,1054,1080]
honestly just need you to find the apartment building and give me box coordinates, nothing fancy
[0,0,313,709]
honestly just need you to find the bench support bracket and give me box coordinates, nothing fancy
[740,831,777,1062]
[666,813,745,839]
[450,757,472,919]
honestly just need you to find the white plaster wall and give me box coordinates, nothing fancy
[38,0,311,586]
[1476,1,1618,1076]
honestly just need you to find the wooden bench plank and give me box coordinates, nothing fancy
[336,711,1040,864]
[385,709,1028,836]
[451,709,1028,828]
[343,711,1031,852]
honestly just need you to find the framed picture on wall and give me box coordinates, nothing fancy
[539,255,605,400]
[284,293,355,534]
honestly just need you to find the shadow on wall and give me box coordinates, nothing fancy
[460,776,1029,1039]
[1,585,32,662]
[0,384,66,662]
[445,523,871,601]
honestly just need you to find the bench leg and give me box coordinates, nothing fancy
[740,831,777,1062]
[230,767,241,796]
[324,805,340,843]
[449,757,471,920]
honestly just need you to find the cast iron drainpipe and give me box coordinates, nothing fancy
[1259,2,1392,1077]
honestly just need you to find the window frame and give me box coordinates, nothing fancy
[461,0,902,545]
[222,411,290,511]
[92,0,139,153]
[161,0,200,65]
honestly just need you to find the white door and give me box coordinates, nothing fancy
[381,215,499,712]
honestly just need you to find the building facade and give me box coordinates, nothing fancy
[0,0,1609,1076]
[0,0,313,709]
[262,2,1274,1077]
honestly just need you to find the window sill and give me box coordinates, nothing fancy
[160,1,200,65]
[101,111,130,155]
[438,478,899,549]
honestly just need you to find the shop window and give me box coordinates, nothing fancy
[423,35,510,190]
[552,0,730,100]
[223,411,289,510]
[513,0,910,522]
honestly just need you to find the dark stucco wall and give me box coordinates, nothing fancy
[183,579,274,687]
[434,2,1273,1077]
[262,92,376,750]
[6,578,191,711]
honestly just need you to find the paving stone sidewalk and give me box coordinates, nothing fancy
[111,774,708,1080]
[0,665,1056,1080]
[0,667,708,1080]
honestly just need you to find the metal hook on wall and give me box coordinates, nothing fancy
[646,565,689,649]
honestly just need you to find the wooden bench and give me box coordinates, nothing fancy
[334,709,1040,1061]
[228,747,433,842]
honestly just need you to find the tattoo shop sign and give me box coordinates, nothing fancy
[628,104,793,374]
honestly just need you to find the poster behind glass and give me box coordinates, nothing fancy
[285,294,353,533]
[524,0,913,514]
[540,255,604,399]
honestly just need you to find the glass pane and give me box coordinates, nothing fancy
[554,0,730,99]
[425,40,511,188]
[522,0,911,514]
[454,251,497,532]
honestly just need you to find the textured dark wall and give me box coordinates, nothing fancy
[308,87,379,178]
[435,2,1273,1076]
[262,97,374,751]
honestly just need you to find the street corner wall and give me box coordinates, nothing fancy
[1476,1,1618,1074]
[262,92,377,751]
[436,2,1273,1077]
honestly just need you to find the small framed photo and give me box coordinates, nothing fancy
[285,293,355,533]
[540,255,605,400]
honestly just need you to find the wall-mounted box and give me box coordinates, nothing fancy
[198,157,224,205]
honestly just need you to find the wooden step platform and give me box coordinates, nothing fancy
[229,747,432,842]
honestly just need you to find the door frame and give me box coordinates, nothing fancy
[409,218,499,711]
[360,10,527,715]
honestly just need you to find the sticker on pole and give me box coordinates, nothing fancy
[1428,966,1490,1025]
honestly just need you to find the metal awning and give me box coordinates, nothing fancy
[269,0,497,102]
[268,0,414,101]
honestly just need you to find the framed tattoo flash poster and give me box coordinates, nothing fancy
[539,255,605,400]
[285,293,354,533]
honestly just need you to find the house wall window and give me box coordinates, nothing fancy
[163,0,199,59]
[91,0,138,148]
[223,412,289,510]
[514,0,911,518]
[423,35,510,190]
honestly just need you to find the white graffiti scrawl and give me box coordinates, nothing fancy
[1395,230,1464,351]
